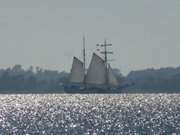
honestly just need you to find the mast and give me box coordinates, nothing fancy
[83,35,86,88]
[83,35,86,71]
[97,39,113,88]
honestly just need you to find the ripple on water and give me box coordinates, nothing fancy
[0,94,179,134]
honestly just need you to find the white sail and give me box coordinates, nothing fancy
[70,57,84,83]
[86,53,106,85]
[108,65,119,86]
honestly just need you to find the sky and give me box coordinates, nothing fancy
[0,0,179,75]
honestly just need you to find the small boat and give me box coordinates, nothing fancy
[63,38,127,93]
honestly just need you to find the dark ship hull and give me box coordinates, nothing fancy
[63,84,131,93]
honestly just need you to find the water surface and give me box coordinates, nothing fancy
[0,94,179,134]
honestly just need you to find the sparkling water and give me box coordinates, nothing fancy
[0,94,179,134]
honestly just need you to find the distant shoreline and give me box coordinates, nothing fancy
[0,65,180,93]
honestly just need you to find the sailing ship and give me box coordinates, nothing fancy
[64,38,126,93]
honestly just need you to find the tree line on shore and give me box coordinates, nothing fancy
[0,65,180,93]
[0,65,69,93]
[126,67,180,93]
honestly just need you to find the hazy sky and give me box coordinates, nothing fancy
[0,0,179,75]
